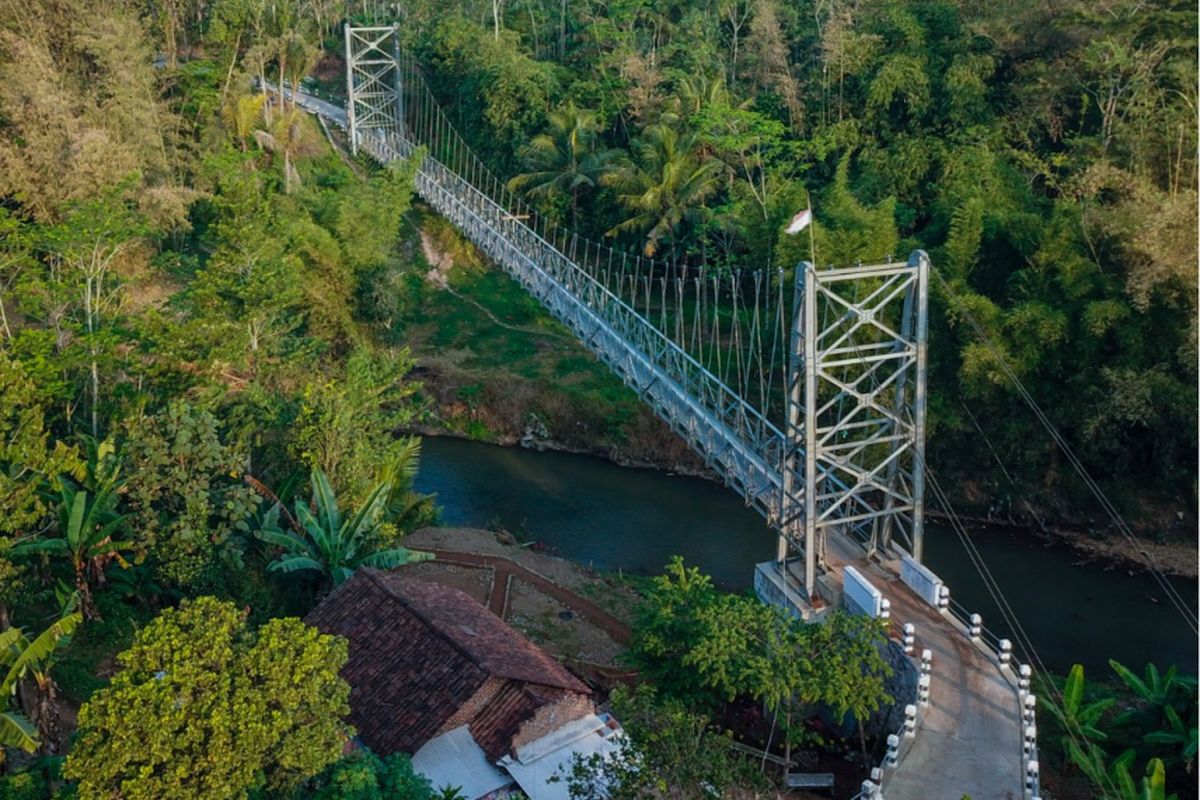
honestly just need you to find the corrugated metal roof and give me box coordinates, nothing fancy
[499,714,625,800]
[412,726,514,800]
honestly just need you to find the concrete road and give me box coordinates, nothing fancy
[827,538,1024,800]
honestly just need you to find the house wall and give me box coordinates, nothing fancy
[438,676,507,737]
[512,692,595,752]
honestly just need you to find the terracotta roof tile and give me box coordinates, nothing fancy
[304,569,590,760]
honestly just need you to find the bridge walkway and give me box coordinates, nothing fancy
[827,537,1024,800]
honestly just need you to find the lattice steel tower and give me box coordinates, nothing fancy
[344,25,404,153]
[779,252,930,595]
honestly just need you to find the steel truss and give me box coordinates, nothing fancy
[345,25,404,152]
[780,256,929,592]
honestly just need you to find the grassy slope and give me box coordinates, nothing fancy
[402,209,703,471]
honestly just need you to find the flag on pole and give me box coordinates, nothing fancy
[785,207,812,235]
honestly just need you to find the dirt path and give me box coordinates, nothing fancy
[422,548,631,644]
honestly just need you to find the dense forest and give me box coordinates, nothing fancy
[0,0,1195,797]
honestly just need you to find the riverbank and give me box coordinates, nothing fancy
[413,436,1198,675]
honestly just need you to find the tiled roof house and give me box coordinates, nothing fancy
[305,568,601,797]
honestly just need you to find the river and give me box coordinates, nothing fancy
[414,435,1198,676]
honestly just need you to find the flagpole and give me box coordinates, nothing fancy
[807,192,817,268]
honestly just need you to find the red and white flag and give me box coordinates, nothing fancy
[785,207,812,235]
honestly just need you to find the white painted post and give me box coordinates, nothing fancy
[885,733,900,766]
[880,597,891,621]
[1023,694,1037,723]
[921,648,933,675]
[870,767,883,784]
[904,704,917,738]
[861,780,878,799]
[969,613,982,642]
[1019,664,1032,694]
[937,584,950,611]
[1023,724,1037,755]
[999,639,1013,667]
[903,623,915,655]
[918,673,931,706]
[1025,760,1039,795]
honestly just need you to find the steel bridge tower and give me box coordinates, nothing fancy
[779,254,929,597]
[345,25,405,154]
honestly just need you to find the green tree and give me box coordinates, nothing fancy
[258,468,433,590]
[557,685,765,800]
[0,351,82,539]
[289,348,424,504]
[123,401,260,589]
[297,749,434,800]
[11,479,132,621]
[335,159,418,273]
[603,124,720,256]
[65,597,351,800]
[508,104,620,226]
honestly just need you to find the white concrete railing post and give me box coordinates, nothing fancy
[1023,724,1037,757]
[885,733,900,766]
[880,597,891,621]
[969,613,983,642]
[1023,694,1037,725]
[999,638,1013,667]
[904,704,917,738]
[1025,760,1039,797]
[1018,663,1032,694]
[937,585,950,612]
[902,622,915,655]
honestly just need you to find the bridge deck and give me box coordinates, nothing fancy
[828,539,1024,800]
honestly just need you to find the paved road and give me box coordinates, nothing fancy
[263,82,348,127]
[827,538,1024,800]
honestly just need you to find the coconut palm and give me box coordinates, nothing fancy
[254,107,307,194]
[507,104,621,227]
[11,480,132,621]
[0,611,82,760]
[222,93,268,151]
[602,123,720,256]
[258,468,432,588]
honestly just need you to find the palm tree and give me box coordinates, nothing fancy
[258,468,432,589]
[507,104,621,227]
[222,93,268,151]
[11,481,132,621]
[602,123,720,257]
[0,611,82,761]
[255,108,306,193]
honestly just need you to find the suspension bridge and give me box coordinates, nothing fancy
[282,24,1036,799]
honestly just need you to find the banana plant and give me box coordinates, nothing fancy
[257,468,432,589]
[11,480,133,621]
[1040,663,1116,775]
[0,611,82,762]
[1111,660,1198,773]
[1110,661,1195,708]
[1071,747,1178,800]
